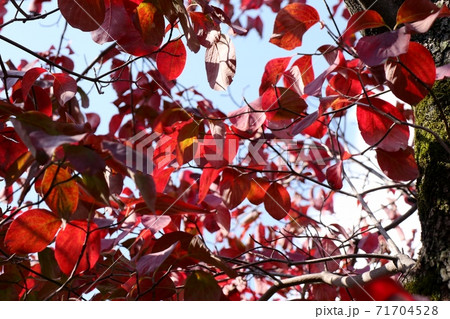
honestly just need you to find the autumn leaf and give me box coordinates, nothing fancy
[40,165,79,219]
[156,39,187,81]
[4,209,61,254]
[270,3,320,50]
[264,182,291,220]
[55,220,101,275]
[58,0,105,32]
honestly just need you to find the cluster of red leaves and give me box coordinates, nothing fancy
[1,0,448,301]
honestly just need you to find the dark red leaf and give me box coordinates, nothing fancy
[53,73,77,105]
[198,164,224,203]
[326,161,343,190]
[264,182,291,220]
[385,42,435,105]
[270,3,320,50]
[358,232,379,253]
[21,67,47,101]
[356,98,409,152]
[376,147,419,181]
[4,209,61,254]
[220,169,251,209]
[55,220,101,275]
[0,127,28,178]
[58,0,105,32]
[156,39,187,81]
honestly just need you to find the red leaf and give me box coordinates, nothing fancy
[326,161,343,190]
[376,147,419,181]
[4,209,61,254]
[152,193,211,215]
[358,232,379,253]
[356,27,410,67]
[156,39,187,81]
[247,177,270,205]
[133,1,165,46]
[342,10,386,40]
[302,115,329,139]
[264,182,291,220]
[55,220,101,275]
[21,67,47,101]
[0,127,28,178]
[58,0,105,32]
[344,277,415,301]
[189,12,220,48]
[385,42,435,105]
[23,86,53,117]
[205,34,236,91]
[220,169,251,209]
[53,73,77,105]
[91,0,127,44]
[270,3,320,50]
[259,57,292,95]
[283,55,315,95]
[396,0,440,26]
[40,165,79,218]
[356,98,409,152]
[198,164,224,203]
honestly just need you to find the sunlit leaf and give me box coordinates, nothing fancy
[4,209,61,254]
[264,182,291,220]
[205,34,236,90]
[55,220,101,275]
[270,3,320,50]
[156,39,187,80]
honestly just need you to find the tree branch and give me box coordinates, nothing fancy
[259,254,415,300]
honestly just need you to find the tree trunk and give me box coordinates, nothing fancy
[344,0,450,300]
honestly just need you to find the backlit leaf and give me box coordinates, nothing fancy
[58,0,105,32]
[342,10,386,40]
[4,209,61,254]
[269,3,320,50]
[41,165,79,218]
[264,182,291,220]
[0,127,28,179]
[156,39,187,80]
[356,98,409,152]
[385,42,435,105]
[55,220,101,275]
[136,241,178,275]
[205,34,236,91]
[53,73,77,105]
[259,57,292,95]
[21,67,47,101]
[134,1,165,47]
[396,0,439,26]
[326,161,343,190]
[376,147,419,181]
[247,177,270,205]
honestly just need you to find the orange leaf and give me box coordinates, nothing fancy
[4,209,61,254]
[264,182,291,220]
[270,3,320,50]
[41,165,79,219]
[134,1,165,47]
[342,10,386,40]
[247,177,270,205]
[55,220,101,275]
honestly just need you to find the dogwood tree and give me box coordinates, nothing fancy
[0,0,448,300]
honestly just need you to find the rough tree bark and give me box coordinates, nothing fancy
[344,0,450,300]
